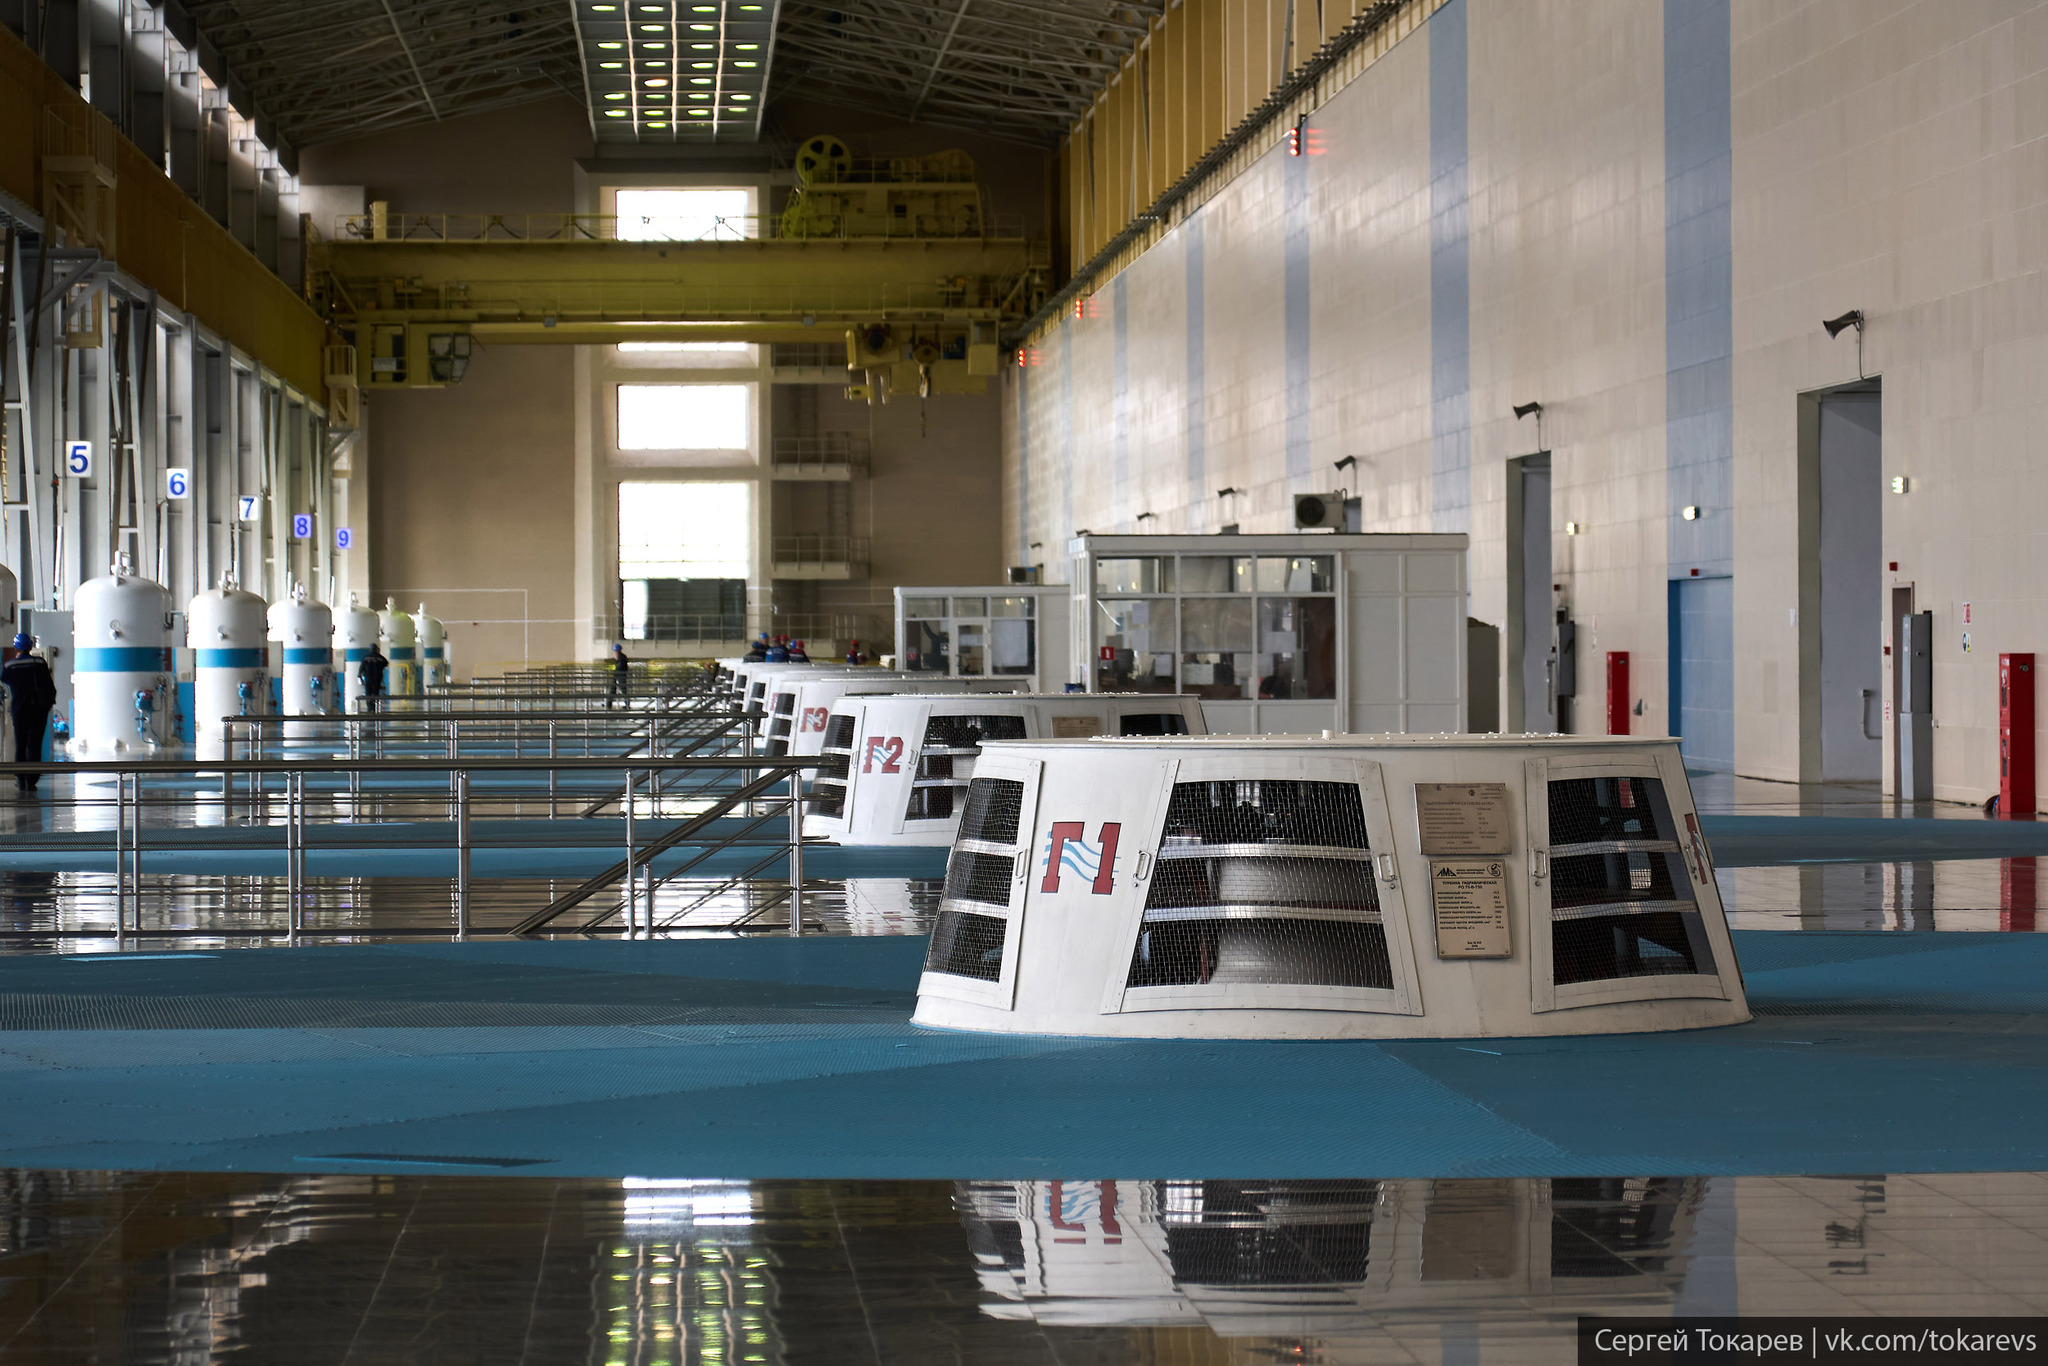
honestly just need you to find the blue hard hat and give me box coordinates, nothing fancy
[10,633,29,653]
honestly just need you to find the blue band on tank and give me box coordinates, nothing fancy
[423,647,445,658]
[285,648,330,665]
[387,647,416,660]
[345,648,370,661]
[75,646,171,673]
[196,648,265,668]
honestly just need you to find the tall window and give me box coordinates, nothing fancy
[617,383,750,450]
[615,188,752,241]
[619,482,751,579]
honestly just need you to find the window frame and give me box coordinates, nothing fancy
[614,381,754,454]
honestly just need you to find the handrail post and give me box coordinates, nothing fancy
[113,770,129,949]
[548,721,558,817]
[222,722,235,815]
[130,771,143,941]
[787,768,804,937]
[623,768,637,938]
[286,770,303,944]
[455,768,471,940]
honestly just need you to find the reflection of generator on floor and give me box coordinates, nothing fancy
[915,733,1748,1040]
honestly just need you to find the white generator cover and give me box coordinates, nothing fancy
[765,671,1024,756]
[806,694,1207,847]
[912,734,1747,1040]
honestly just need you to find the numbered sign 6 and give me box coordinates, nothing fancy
[164,467,191,500]
[64,441,92,478]
[335,527,353,551]
[238,495,260,522]
[291,513,313,540]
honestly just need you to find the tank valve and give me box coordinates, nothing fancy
[237,680,256,715]
[133,689,156,740]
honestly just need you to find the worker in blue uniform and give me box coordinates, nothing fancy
[765,637,789,663]
[787,639,810,663]
[358,643,389,712]
[608,643,630,708]
[3,635,57,791]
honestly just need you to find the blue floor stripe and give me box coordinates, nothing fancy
[0,931,2045,1179]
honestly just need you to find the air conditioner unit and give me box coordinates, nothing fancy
[1294,492,1346,529]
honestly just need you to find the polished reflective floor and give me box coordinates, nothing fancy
[3,1170,2046,1364]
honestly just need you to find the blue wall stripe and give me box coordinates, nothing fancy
[1113,274,1130,529]
[1284,145,1313,489]
[1429,0,1471,535]
[195,648,265,669]
[1185,215,1206,531]
[1666,0,1734,769]
[1666,0,1734,577]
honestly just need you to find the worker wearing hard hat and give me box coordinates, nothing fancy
[2,634,56,792]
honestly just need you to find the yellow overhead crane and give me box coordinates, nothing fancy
[307,139,1050,413]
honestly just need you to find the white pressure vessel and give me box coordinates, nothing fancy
[72,561,173,753]
[378,598,418,699]
[276,588,334,739]
[187,577,270,760]
[412,605,449,689]
[335,595,380,714]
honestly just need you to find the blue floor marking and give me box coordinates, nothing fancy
[2,931,2047,1178]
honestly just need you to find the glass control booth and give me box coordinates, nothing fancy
[892,585,1071,695]
[1068,532,1470,735]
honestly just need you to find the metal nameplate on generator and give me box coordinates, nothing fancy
[1414,783,1514,855]
[1430,859,1512,959]
[1050,715,1104,738]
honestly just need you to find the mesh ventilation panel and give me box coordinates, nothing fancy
[808,714,857,818]
[924,910,1007,981]
[958,777,1024,845]
[943,851,1015,907]
[1118,711,1191,736]
[1132,778,1388,991]
[1546,776,1715,986]
[906,716,1029,821]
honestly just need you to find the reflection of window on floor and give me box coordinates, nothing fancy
[615,188,751,241]
[619,481,751,640]
[617,383,750,450]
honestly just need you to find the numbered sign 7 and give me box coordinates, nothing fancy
[164,468,191,500]
[64,441,91,477]
[238,495,260,522]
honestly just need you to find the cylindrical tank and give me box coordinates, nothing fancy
[335,595,380,714]
[378,598,418,699]
[276,590,334,739]
[412,605,449,689]
[0,563,18,760]
[187,579,269,759]
[73,562,173,754]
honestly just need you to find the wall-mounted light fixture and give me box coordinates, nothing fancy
[1333,456,1358,473]
[1216,487,1240,499]
[1681,505,1700,521]
[1135,512,1157,522]
[1564,521,1582,536]
[1513,400,1544,453]
[1890,476,1909,494]
[1029,541,1043,550]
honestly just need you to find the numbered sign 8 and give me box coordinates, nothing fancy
[238,495,260,522]
[64,441,92,478]
[291,513,313,540]
[335,527,353,551]
[164,468,191,500]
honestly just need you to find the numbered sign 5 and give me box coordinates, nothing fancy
[64,441,92,478]
[164,468,191,500]
[238,495,260,522]
[335,527,353,551]
[291,513,313,540]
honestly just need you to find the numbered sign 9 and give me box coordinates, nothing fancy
[238,495,260,522]
[164,467,191,500]
[291,513,313,540]
[335,527,353,551]
[64,441,92,478]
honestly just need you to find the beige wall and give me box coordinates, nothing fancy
[1010,0,2048,805]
